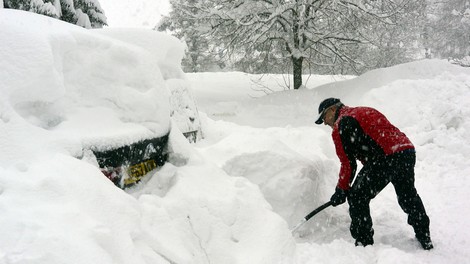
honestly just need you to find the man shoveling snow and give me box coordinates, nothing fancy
[315,98,433,250]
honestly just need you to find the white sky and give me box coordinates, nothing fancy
[99,0,171,28]
[1,8,470,264]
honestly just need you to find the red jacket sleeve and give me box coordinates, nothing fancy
[332,128,357,190]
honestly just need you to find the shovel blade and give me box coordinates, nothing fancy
[291,218,307,234]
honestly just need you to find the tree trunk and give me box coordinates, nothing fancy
[292,56,303,89]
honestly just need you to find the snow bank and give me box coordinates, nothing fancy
[196,121,335,228]
[0,10,294,264]
[311,59,470,105]
[131,129,296,263]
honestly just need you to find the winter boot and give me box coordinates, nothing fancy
[355,236,374,247]
[416,232,433,250]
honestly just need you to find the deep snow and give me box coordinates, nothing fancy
[1,8,470,264]
[188,61,470,263]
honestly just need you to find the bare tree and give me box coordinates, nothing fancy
[426,0,470,59]
[157,0,224,72]
[173,0,419,89]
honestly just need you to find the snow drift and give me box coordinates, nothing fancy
[0,10,294,264]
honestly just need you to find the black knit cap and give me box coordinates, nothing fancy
[315,98,341,124]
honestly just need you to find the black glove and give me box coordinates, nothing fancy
[330,187,348,206]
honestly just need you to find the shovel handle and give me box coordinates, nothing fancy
[291,201,332,233]
[304,201,333,221]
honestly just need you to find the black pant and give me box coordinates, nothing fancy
[347,150,430,243]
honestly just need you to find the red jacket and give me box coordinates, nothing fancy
[332,106,414,190]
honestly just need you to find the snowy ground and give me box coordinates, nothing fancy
[188,60,470,263]
[1,9,470,264]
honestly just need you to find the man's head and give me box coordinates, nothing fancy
[315,98,342,126]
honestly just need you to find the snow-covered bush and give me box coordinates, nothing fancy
[4,0,107,28]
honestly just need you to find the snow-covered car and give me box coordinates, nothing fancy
[1,10,200,189]
[94,135,169,188]
[89,28,203,188]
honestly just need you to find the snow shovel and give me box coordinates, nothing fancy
[291,201,333,234]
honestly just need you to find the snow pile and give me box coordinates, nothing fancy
[311,59,470,105]
[0,10,294,264]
